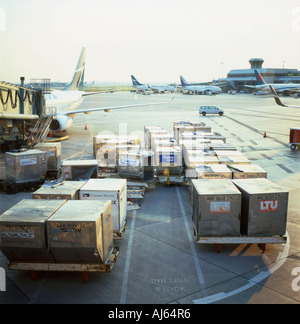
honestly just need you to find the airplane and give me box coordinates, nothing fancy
[179,76,222,95]
[131,75,153,94]
[269,85,300,108]
[245,70,300,94]
[44,48,168,132]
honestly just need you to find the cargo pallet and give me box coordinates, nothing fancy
[7,246,120,282]
[194,233,287,253]
[0,179,45,194]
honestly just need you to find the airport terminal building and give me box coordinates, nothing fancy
[218,58,300,93]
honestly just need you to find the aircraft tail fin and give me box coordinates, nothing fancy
[180,76,189,87]
[131,75,142,86]
[254,69,266,85]
[63,47,86,91]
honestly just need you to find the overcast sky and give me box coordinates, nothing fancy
[0,0,300,84]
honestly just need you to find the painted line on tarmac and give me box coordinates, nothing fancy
[120,211,137,304]
[176,187,208,296]
[193,232,290,304]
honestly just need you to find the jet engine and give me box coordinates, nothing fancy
[49,114,73,132]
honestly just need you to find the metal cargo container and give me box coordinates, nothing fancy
[150,133,173,150]
[79,179,127,234]
[196,165,233,179]
[144,126,164,149]
[184,151,219,168]
[217,155,251,165]
[93,134,141,156]
[32,181,87,200]
[5,150,47,184]
[61,160,98,181]
[232,179,289,236]
[47,200,113,264]
[0,199,66,262]
[192,179,242,237]
[210,143,237,151]
[229,164,267,179]
[173,121,211,143]
[34,142,62,172]
[118,150,154,181]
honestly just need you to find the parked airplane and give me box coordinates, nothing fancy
[269,85,300,108]
[179,76,222,95]
[131,75,176,94]
[131,75,152,94]
[45,49,167,132]
[245,70,300,94]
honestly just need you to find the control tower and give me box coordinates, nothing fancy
[249,58,264,69]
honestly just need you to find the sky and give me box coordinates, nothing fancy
[0,0,300,84]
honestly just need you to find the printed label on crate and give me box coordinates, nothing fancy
[210,202,231,213]
[119,157,139,167]
[260,200,279,212]
[0,230,34,239]
[159,154,177,164]
[19,158,37,166]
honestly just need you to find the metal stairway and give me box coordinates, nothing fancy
[26,107,56,149]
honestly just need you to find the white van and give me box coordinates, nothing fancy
[199,106,224,116]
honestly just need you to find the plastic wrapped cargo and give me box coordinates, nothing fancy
[32,181,87,200]
[5,150,47,184]
[34,142,62,172]
[154,146,182,167]
[0,199,66,262]
[47,200,113,264]
[232,179,289,236]
[79,179,127,234]
[191,179,242,237]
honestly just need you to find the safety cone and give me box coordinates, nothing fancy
[264,131,267,138]
[49,132,53,138]
[85,125,87,130]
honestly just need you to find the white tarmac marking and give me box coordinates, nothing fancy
[120,211,137,304]
[193,233,290,304]
[176,187,208,296]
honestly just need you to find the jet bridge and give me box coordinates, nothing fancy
[0,77,51,152]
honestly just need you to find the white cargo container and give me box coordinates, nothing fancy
[154,146,182,167]
[217,155,251,165]
[79,179,127,234]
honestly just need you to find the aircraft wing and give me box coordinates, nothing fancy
[65,101,168,117]
[269,85,300,108]
[82,90,114,96]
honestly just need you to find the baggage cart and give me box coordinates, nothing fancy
[290,127,300,150]
[7,246,119,281]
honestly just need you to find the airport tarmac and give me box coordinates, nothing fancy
[0,92,300,305]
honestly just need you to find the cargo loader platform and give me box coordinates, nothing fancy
[194,229,287,253]
[7,246,120,282]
